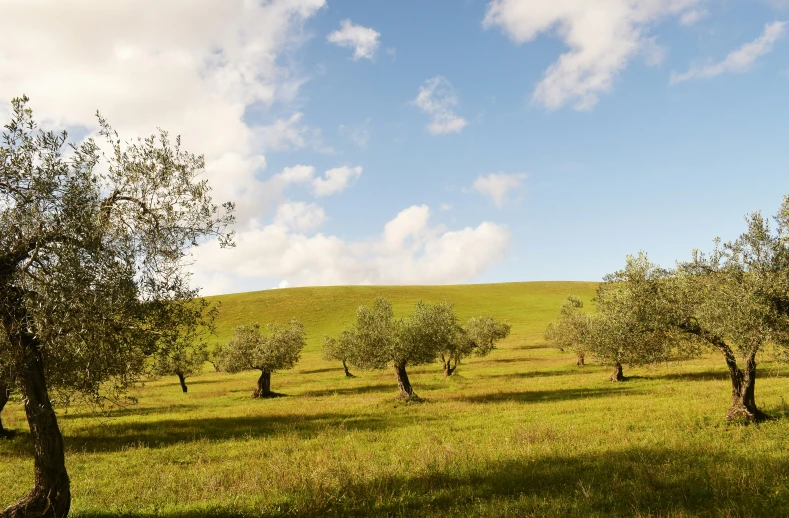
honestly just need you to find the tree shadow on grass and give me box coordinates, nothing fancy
[2,411,437,457]
[298,367,342,375]
[299,383,396,398]
[486,368,600,381]
[451,386,635,405]
[72,446,789,517]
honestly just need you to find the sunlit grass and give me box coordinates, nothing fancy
[2,282,788,517]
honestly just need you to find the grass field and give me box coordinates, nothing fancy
[2,281,789,517]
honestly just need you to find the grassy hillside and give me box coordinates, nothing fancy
[1,282,789,517]
[205,281,599,348]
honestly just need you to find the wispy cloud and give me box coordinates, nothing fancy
[472,173,528,208]
[483,0,705,110]
[412,76,468,135]
[327,20,381,60]
[671,21,787,84]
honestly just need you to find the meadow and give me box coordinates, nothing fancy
[1,281,788,517]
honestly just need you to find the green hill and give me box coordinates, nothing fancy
[207,281,599,349]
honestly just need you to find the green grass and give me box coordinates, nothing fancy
[2,281,789,517]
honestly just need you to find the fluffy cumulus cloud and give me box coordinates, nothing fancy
[412,76,468,134]
[327,19,381,60]
[0,0,326,224]
[473,173,528,208]
[194,205,511,292]
[670,21,787,84]
[483,0,704,110]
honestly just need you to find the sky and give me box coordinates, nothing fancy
[1,0,788,295]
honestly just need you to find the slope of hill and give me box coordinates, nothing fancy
[207,281,599,349]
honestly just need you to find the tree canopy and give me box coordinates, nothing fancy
[214,319,306,398]
[544,296,590,367]
[0,96,233,515]
[440,315,511,376]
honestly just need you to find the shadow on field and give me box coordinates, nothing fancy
[60,404,203,420]
[72,446,789,517]
[650,370,730,382]
[452,386,633,404]
[299,366,342,375]
[299,383,394,398]
[486,368,599,380]
[55,411,429,454]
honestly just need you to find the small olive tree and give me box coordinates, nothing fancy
[544,296,590,367]
[151,300,216,393]
[439,316,511,377]
[214,319,306,398]
[335,297,457,398]
[323,329,357,377]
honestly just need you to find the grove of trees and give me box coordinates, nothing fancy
[0,97,234,516]
[545,197,789,421]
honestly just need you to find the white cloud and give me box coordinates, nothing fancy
[312,166,363,196]
[680,8,708,26]
[327,20,381,60]
[273,164,363,197]
[193,205,511,292]
[483,0,704,110]
[338,120,372,147]
[472,173,528,208]
[670,21,787,84]
[255,112,335,154]
[0,0,326,226]
[412,76,468,134]
[274,201,327,232]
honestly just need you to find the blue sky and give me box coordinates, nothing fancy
[1,0,788,294]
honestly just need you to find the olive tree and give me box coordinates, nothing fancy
[544,296,589,366]
[214,319,305,398]
[439,316,511,377]
[323,329,356,377]
[0,97,233,516]
[151,299,216,393]
[594,195,789,422]
[334,297,457,398]
[588,254,697,382]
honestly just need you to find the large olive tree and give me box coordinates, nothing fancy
[323,329,357,377]
[594,197,789,420]
[0,97,233,516]
[214,319,305,398]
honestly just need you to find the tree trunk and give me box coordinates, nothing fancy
[441,355,456,378]
[722,349,765,422]
[253,370,272,398]
[576,351,585,367]
[393,363,416,399]
[2,330,70,517]
[0,383,15,439]
[176,372,188,393]
[342,360,353,378]
[608,362,624,382]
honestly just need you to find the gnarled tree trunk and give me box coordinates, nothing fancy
[342,360,353,378]
[2,329,70,518]
[0,383,14,439]
[440,355,456,377]
[176,372,188,393]
[722,349,765,422]
[393,363,416,399]
[576,352,585,367]
[253,370,272,398]
[608,362,624,382]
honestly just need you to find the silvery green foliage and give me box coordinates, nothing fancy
[458,315,511,358]
[323,328,357,364]
[151,298,216,383]
[338,297,459,370]
[544,296,589,357]
[588,253,702,369]
[214,319,306,374]
[0,95,234,408]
